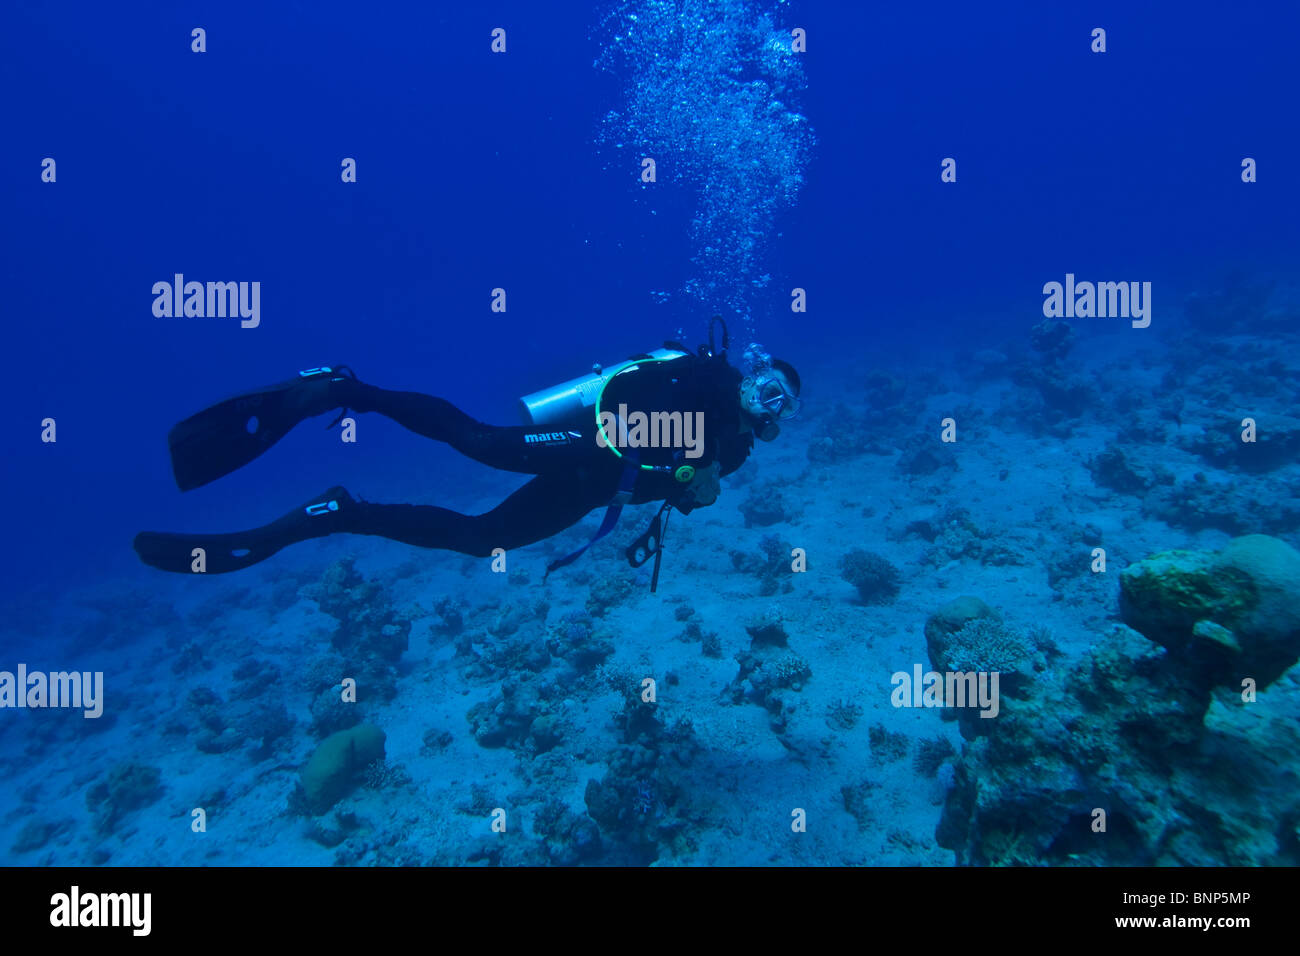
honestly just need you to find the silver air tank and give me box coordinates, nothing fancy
[519,348,688,426]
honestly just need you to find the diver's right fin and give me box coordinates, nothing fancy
[167,366,352,491]
[134,485,358,573]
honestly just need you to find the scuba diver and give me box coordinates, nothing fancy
[132,318,800,582]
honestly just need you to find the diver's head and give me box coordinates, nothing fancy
[738,351,801,442]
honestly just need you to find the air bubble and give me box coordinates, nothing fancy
[594,0,815,328]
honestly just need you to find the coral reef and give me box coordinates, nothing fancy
[1087,447,1157,495]
[583,687,700,865]
[10,818,68,855]
[238,700,293,758]
[806,373,919,466]
[420,728,454,756]
[430,596,466,636]
[532,798,603,865]
[924,597,1039,738]
[1145,474,1300,537]
[913,736,956,778]
[725,612,812,733]
[839,549,901,604]
[300,557,413,703]
[738,479,799,528]
[304,809,360,849]
[1120,535,1300,689]
[1012,365,1091,422]
[939,618,1034,683]
[923,596,996,667]
[825,698,862,731]
[188,687,241,754]
[842,779,878,832]
[729,533,792,595]
[171,641,210,676]
[1029,318,1074,361]
[466,683,542,749]
[868,723,909,764]
[85,762,162,835]
[894,433,957,477]
[297,723,386,816]
[914,508,1025,568]
[186,683,293,756]
[310,685,361,737]
[546,611,614,673]
[1181,412,1300,474]
[360,758,411,792]
[938,537,1300,866]
[586,575,635,618]
[231,658,280,700]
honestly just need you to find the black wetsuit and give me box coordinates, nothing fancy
[134,351,754,574]
[334,350,754,557]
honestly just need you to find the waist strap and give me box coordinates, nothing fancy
[544,459,640,578]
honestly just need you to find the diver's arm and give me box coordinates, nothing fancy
[675,462,721,511]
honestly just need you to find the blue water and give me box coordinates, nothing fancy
[1,0,1297,866]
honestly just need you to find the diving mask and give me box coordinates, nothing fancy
[754,372,800,421]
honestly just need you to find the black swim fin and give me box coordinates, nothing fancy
[134,486,359,574]
[167,366,355,491]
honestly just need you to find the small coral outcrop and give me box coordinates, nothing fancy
[839,549,902,604]
[1120,534,1300,689]
[298,723,386,815]
[85,763,162,836]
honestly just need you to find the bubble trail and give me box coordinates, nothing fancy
[594,0,816,333]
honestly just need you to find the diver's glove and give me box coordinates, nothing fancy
[677,461,721,511]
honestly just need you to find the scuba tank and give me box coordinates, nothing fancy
[531,344,691,589]
[533,317,730,591]
[518,347,689,428]
[519,316,729,428]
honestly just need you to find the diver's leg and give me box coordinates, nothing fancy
[167,366,357,491]
[133,475,612,573]
[166,367,597,489]
[133,486,358,574]
[338,382,598,475]
[344,473,606,557]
